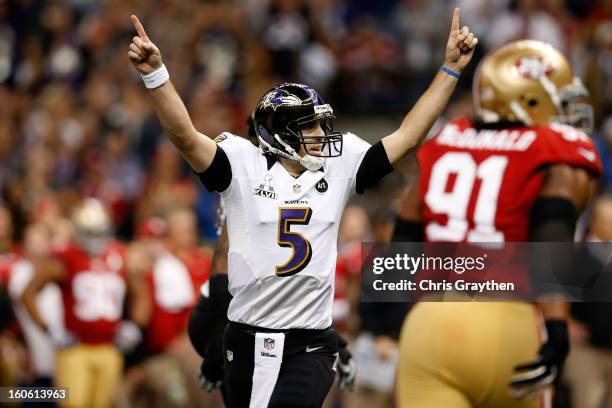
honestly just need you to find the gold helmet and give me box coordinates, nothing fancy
[72,198,112,254]
[474,40,593,132]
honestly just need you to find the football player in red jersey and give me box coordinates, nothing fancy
[21,198,141,407]
[143,208,211,355]
[393,40,602,408]
[122,208,212,407]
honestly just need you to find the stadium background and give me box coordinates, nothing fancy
[0,0,611,407]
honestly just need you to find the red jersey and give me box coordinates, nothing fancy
[0,253,19,288]
[418,118,602,243]
[145,249,211,353]
[334,242,361,329]
[54,242,126,344]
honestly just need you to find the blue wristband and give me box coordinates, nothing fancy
[441,66,461,78]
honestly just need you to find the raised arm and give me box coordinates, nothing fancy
[382,8,478,165]
[128,15,217,172]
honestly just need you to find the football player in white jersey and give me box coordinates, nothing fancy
[128,8,478,408]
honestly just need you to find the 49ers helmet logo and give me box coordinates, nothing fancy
[514,56,553,79]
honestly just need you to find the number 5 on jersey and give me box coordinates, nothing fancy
[276,207,313,276]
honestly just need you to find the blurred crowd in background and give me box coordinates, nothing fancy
[0,0,611,407]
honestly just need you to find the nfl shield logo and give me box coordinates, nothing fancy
[292,184,301,194]
[264,338,275,350]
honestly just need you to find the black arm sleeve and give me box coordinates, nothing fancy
[335,330,348,350]
[188,293,213,358]
[0,287,14,332]
[528,197,580,296]
[195,146,232,192]
[392,217,424,242]
[358,301,413,339]
[187,274,231,358]
[208,274,231,330]
[355,141,394,194]
[529,197,577,242]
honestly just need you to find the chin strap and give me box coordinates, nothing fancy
[257,133,323,171]
[273,133,324,171]
[299,155,324,171]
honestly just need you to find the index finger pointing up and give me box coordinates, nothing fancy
[131,15,150,42]
[451,7,460,32]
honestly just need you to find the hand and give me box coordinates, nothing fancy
[337,348,357,391]
[373,335,397,360]
[128,15,163,75]
[46,326,77,348]
[509,320,570,399]
[198,359,224,392]
[114,320,143,353]
[443,8,478,73]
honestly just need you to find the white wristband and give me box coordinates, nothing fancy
[141,64,169,89]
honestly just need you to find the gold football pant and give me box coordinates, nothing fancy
[396,301,552,408]
[56,343,123,408]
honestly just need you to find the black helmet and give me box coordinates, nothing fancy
[253,83,343,170]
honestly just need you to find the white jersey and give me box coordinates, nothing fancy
[216,132,370,329]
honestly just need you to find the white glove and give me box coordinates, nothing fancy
[114,321,143,353]
[47,326,77,348]
[338,349,357,391]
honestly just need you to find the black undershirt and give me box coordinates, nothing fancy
[197,141,394,194]
[355,140,394,194]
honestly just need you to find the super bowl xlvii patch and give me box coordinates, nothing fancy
[253,174,278,200]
